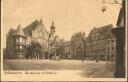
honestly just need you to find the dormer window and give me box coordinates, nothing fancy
[33,27,35,30]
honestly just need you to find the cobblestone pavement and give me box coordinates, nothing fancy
[3,59,115,78]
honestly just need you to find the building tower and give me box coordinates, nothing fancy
[50,21,56,35]
[12,24,27,59]
[49,21,56,43]
[48,21,56,59]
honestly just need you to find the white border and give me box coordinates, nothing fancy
[1,0,127,81]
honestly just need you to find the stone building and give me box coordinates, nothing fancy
[6,28,16,59]
[5,24,27,59]
[12,24,27,59]
[23,19,50,59]
[70,32,85,59]
[63,41,71,59]
[56,39,65,59]
[5,19,59,59]
[106,33,116,61]
[85,24,116,60]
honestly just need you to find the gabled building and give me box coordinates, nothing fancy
[64,41,71,59]
[85,24,116,60]
[24,19,49,47]
[70,32,85,59]
[5,19,59,59]
[23,19,50,59]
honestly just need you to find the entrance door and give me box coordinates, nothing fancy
[45,51,48,59]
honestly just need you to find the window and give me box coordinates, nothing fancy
[16,38,19,43]
[19,46,23,49]
[20,37,22,43]
[111,54,114,58]
[33,27,35,30]
[22,39,25,44]
[112,46,114,50]
[16,46,19,49]
[107,47,110,51]
[111,40,114,43]
[107,39,110,43]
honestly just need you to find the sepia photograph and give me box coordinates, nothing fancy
[1,0,127,81]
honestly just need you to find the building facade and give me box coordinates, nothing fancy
[5,19,59,59]
[6,28,16,59]
[12,24,27,59]
[106,34,116,61]
[23,19,50,59]
[55,39,66,59]
[70,32,85,59]
[63,41,71,59]
[85,24,116,60]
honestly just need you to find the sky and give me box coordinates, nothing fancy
[1,0,122,48]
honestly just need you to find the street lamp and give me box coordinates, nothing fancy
[101,0,126,78]
[101,0,122,13]
[101,3,107,13]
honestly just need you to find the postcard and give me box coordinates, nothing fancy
[0,0,127,81]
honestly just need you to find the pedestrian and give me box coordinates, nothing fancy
[81,57,84,63]
[59,54,61,61]
[96,57,99,63]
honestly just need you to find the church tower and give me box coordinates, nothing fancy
[50,21,56,35]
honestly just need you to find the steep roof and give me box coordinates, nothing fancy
[97,24,113,36]
[6,28,16,38]
[23,19,49,37]
[12,24,26,37]
[86,24,113,42]
[23,20,39,36]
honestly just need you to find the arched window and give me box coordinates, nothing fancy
[16,38,19,43]
[19,46,23,49]
[20,37,22,43]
